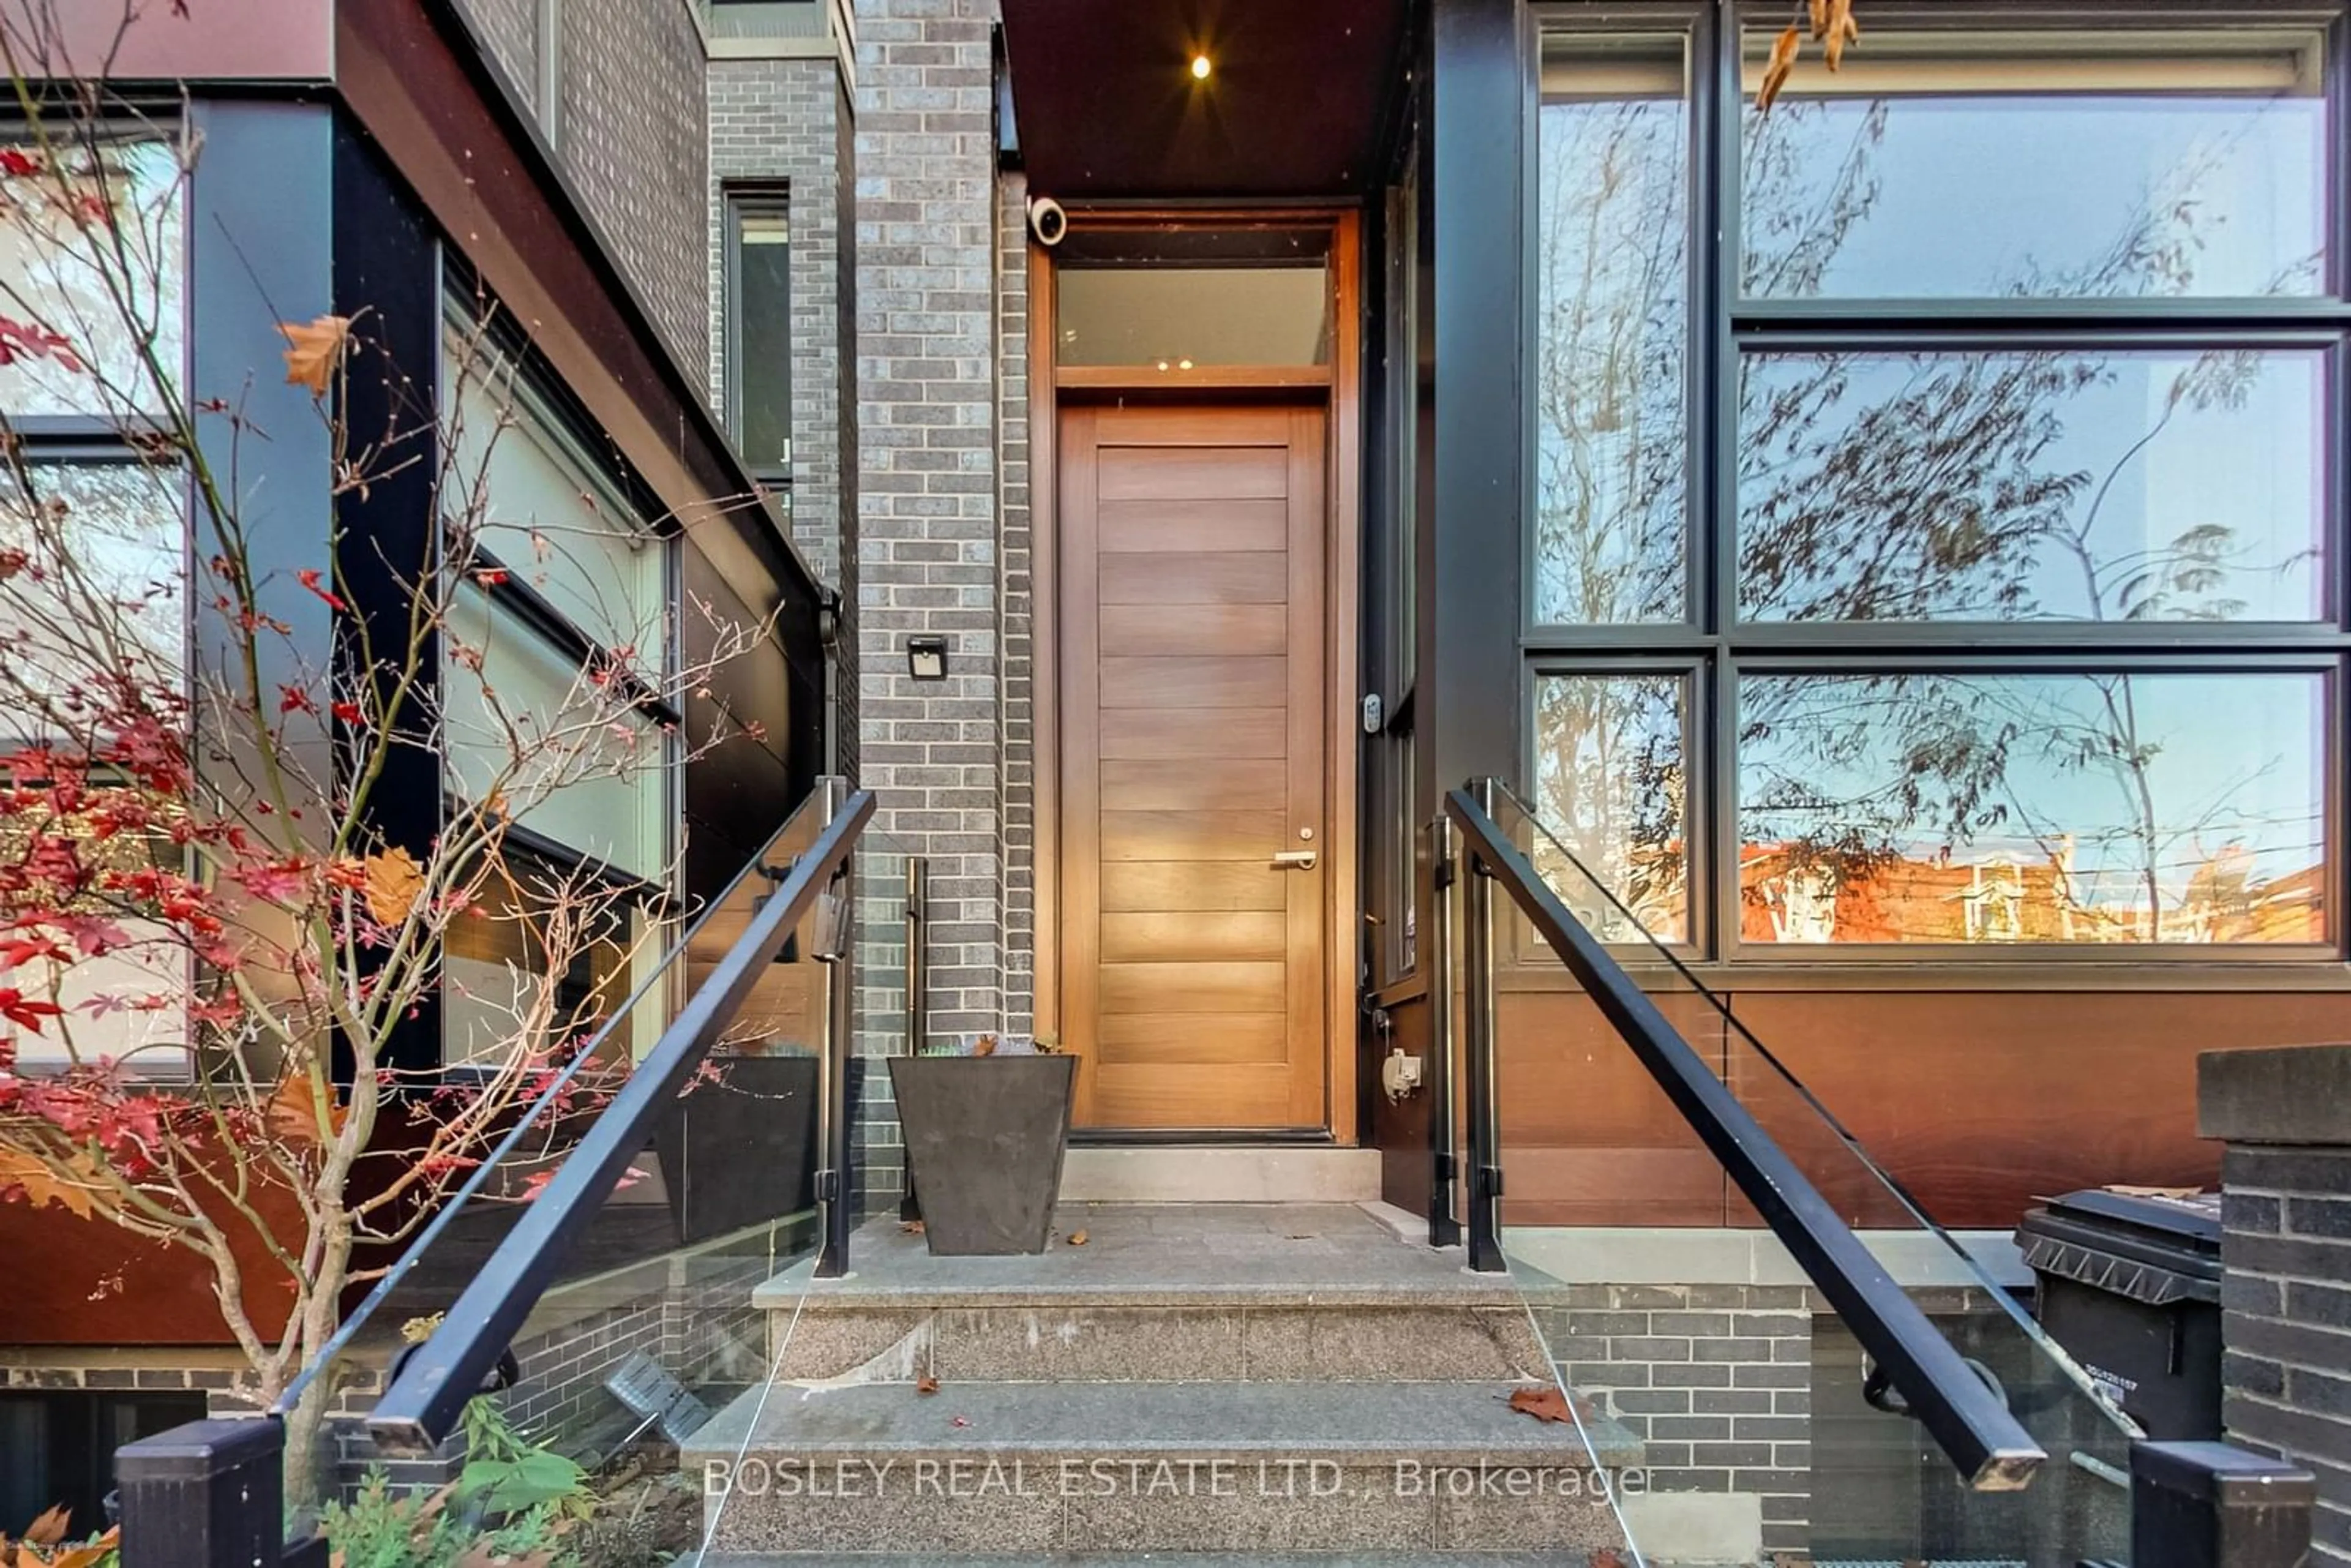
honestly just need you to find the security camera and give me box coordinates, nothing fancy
[1028,196,1067,247]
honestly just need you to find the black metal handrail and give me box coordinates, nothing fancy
[1445,783,2047,1493]
[359,786,876,1454]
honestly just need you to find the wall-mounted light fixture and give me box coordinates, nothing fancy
[1190,53,1213,80]
[906,634,950,681]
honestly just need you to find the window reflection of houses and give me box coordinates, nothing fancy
[1739,841,2325,946]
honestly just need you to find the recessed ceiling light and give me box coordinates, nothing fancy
[1191,54,1213,81]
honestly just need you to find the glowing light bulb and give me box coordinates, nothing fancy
[1191,54,1212,80]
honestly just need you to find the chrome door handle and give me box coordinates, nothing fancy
[1272,850,1318,870]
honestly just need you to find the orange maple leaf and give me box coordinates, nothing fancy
[1756,26,1801,113]
[279,314,351,395]
[362,846,425,927]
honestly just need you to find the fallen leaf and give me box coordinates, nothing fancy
[23,1504,70,1546]
[363,846,426,927]
[972,1033,997,1057]
[1591,1551,1628,1568]
[279,313,351,395]
[916,1375,939,1395]
[1756,25,1800,113]
[1067,1229,1088,1247]
[900,1218,925,1235]
[0,1149,100,1220]
[1507,1384,1586,1425]
[950,1414,970,1428]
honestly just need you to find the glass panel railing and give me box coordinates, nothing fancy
[273,782,881,1483]
[1466,780,2137,1568]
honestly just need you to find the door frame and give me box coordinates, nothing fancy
[1028,205,1363,1142]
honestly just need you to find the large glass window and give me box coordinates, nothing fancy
[1738,348,2327,624]
[1739,29,2329,300]
[440,321,674,878]
[1529,6,2344,959]
[1534,33,1689,626]
[439,312,678,1064]
[0,138,184,417]
[1738,670,2327,944]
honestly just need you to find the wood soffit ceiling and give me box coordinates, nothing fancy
[998,0,1414,200]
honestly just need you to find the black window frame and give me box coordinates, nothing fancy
[722,185,795,493]
[1521,0,2351,970]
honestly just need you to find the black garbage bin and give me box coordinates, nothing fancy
[2013,1187,2224,1439]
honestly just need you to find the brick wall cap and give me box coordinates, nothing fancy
[2198,1045,2351,1146]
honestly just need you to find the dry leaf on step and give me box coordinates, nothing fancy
[900,1218,925,1234]
[916,1375,939,1395]
[972,1033,997,1057]
[1067,1229,1089,1247]
[23,1504,70,1546]
[1592,1550,1628,1568]
[51,1534,124,1568]
[1756,26,1801,113]
[1507,1384,1584,1424]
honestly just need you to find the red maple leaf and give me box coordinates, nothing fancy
[294,568,347,612]
[0,988,65,1034]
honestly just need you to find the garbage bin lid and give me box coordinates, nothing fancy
[2014,1187,2222,1306]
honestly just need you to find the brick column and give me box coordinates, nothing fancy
[850,0,1004,1205]
[2200,1044,2351,1568]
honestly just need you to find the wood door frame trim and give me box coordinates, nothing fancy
[1027,207,1364,1146]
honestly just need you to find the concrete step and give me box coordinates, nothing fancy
[688,1379,1641,1556]
[756,1300,1551,1386]
[751,1202,1545,1384]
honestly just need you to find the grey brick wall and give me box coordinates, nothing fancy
[708,57,852,590]
[560,0,711,377]
[1536,1284,1813,1552]
[849,0,1005,1203]
[2218,1144,2351,1567]
[452,0,539,114]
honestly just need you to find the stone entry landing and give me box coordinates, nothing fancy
[756,1201,1487,1308]
[686,1204,1642,1558]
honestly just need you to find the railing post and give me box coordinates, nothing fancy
[814,775,855,1278]
[1425,814,1461,1248]
[1461,778,1505,1272]
[116,1416,288,1568]
[2128,1441,2313,1568]
[899,853,924,1225]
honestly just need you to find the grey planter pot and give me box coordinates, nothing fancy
[888,1053,1076,1255]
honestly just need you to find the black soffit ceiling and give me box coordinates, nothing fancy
[998,0,1413,200]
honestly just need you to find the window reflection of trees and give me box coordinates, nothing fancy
[1739,673,2326,945]
[1532,61,2336,950]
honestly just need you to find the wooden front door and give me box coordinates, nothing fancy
[1059,403,1329,1130]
